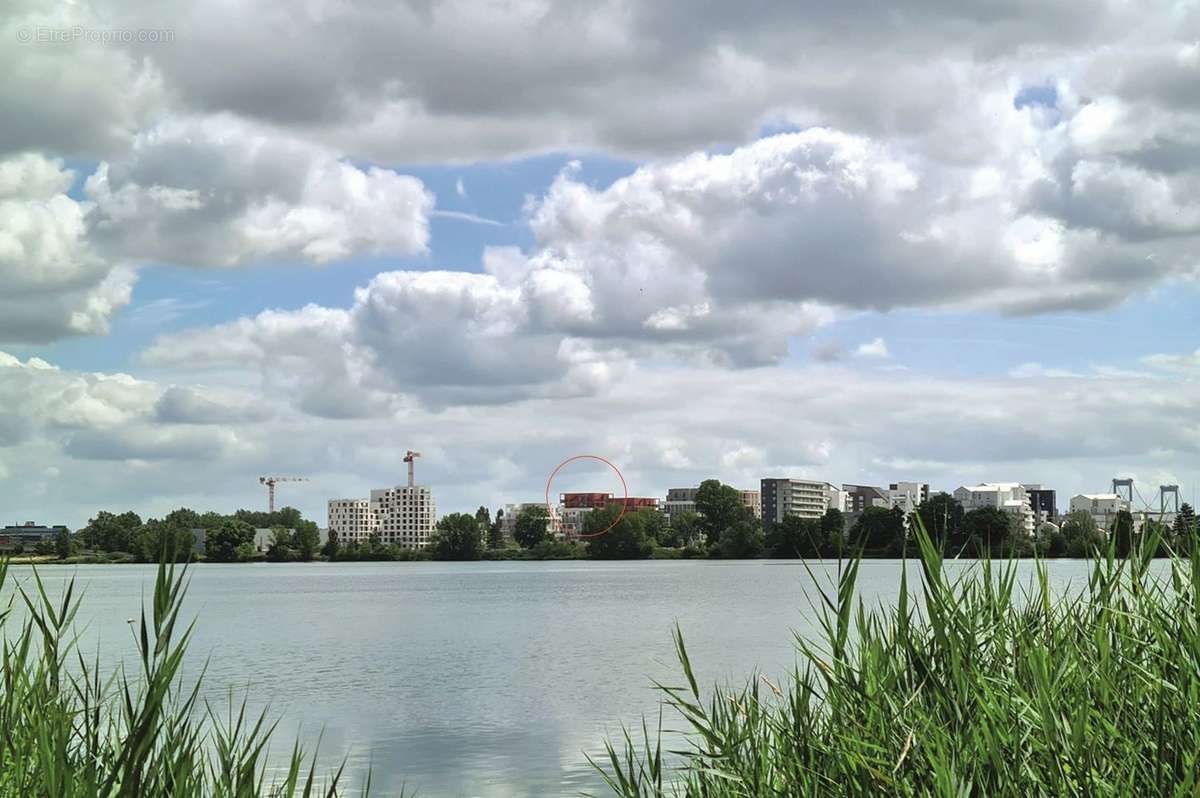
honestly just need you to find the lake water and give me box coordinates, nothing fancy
[3,559,1101,797]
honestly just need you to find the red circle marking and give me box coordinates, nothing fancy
[545,455,629,539]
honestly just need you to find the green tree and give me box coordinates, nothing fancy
[765,515,823,558]
[205,519,255,562]
[918,493,964,550]
[718,517,764,559]
[642,510,671,548]
[850,506,907,554]
[79,511,143,552]
[586,507,654,559]
[1061,510,1102,558]
[513,505,552,549]
[695,479,750,546]
[1175,503,1196,543]
[474,506,492,528]
[131,520,195,563]
[1036,522,1066,558]
[163,508,201,529]
[431,513,485,560]
[55,527,72,559]
[488,509,505,549]
[961,506,1015,557]
[322,529,340,559]
[669,511,704,548]
[266,526,294,562]
[1111,509,1135,557]
[293,522,321,561]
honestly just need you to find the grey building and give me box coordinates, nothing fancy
[0,522,67,550]
[761,478,844,528]
[1024,486,1058,522]
[842,484,890,515]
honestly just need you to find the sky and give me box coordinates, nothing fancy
[2,0,1200,530]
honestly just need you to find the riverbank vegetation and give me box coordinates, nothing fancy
[20,486,1198,565]
[596,522,1200,796]
[0,559,368,795]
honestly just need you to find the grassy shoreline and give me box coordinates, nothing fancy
[596,522,1200,796]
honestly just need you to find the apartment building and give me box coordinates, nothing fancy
[371,485,436,548]
[1023,485,1058,522]
[888,482,930,512]
[953,483,1035,536]
[761,478,845,526]
[843,484,890,515]
[502,502,563,541]
[328,484,437,549]
[1068,493,1130,530]
[327,498,376,542]
[664,487,761,522]
[558,493,661,538]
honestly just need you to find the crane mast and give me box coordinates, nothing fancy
[259,476,310,513]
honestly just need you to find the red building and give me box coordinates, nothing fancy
[559,493,661,511]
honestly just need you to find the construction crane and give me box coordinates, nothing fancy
[403,450,421,487]
[259,476,309,513]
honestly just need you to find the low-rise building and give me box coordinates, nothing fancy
[0,521,67,550]
[953,483,1036,536]
[557,493,662,539]
[664,486,761,522]
[843,484,890,515]
[501,502,563,542]
[1068,493,1130,530]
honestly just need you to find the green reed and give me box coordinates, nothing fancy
[0,559,372,797]
[596,520,1200,796]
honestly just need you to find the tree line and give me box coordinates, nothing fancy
[34,490,1200,563]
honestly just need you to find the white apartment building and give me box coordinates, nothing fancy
[501,502,563,541]
[1068,493,1131,530]
[328,484,437,549]
[371,485,436,548]
[327,498,376,542]
[953,483,1035,536]
[887,482,929,515]
[761,479,845,524]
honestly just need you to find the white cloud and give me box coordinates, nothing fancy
[6,348,1200,530]
[85,116,433,267]
[1144,348,1200,376]
[855,338,889,359]
[0,153,134,343]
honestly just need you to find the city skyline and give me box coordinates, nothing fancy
[3,2,1200,531]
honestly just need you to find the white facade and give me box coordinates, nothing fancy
[502,503,563,541]
[328,484,437,549]
[1069,493,1129,518]
[327,498,377,543]
[371,485,436,548]
[953,483,1035,536]
[886,482,927,515]
[763,479,845,523]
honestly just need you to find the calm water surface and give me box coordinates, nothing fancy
[4,559,1100,797]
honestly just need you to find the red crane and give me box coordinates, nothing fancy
[403,451,421,487]
[259,476,309,513]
